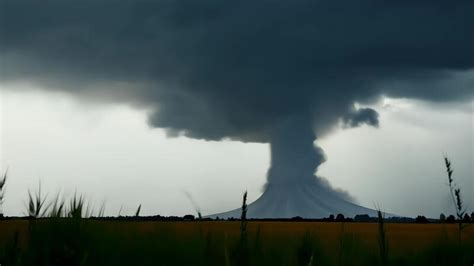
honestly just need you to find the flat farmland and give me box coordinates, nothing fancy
[1,220,473,265]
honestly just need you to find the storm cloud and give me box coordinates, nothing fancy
[1,0,473,216]
[1,0,473,141]
[343,107,379,128]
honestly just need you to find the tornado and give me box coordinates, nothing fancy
[212,115,377,218]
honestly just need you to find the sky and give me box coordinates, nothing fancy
[0,0,473,218]
[1,87,472,218]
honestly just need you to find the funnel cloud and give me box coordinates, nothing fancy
[1,0,473,217]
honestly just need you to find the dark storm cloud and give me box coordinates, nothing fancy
[1,0,473,142]
[343,108,379,128]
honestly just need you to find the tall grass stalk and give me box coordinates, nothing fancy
[68,192,86,219]
[297,232,314,266]
[253,225,262,260]
[233,190,249,266]
[0,169,7,217]
[307,253,314,266]
[444,157,465,220]
[135,204,142,217]
[184,191,202,220]
[26,182,49,218]
[118,204,123,217]
[376,208,388,266]
[240,190,248,235]
[97,201,106,217]
[49,192,66,218]
[444,156,468,242]
[338,221,345,265]
[224,246,230,266]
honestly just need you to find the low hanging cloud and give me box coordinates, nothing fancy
[342,108,379,128]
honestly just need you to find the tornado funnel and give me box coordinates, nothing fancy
[211,116,378,219]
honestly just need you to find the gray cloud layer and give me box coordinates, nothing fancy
[1,0,473,143]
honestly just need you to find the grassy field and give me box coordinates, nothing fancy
[0,220,473,266]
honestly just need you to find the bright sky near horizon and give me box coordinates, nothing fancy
[1,87,472,218]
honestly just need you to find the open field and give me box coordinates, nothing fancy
[1,220,473,265]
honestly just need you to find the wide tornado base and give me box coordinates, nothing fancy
[210,182,380,219]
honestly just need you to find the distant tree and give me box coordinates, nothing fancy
[462,213,471,223]
[329,214,335,221]
[291,216,303,221]
[183,214,195,221]
[471,212,474,222]
[354,214,371,222]
[336,213,345,221]
[415,216,429,223]
[446,215,456,223]
[439,213,446,223]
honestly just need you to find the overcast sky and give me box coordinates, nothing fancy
[0,1,473,218]
[1,87,472,218]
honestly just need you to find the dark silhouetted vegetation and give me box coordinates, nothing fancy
[376,208,389,266]
[415,215,429,224]
[444,156,470,242]
[0,170,7,218]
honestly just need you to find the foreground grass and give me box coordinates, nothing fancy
[0,220,473,266]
